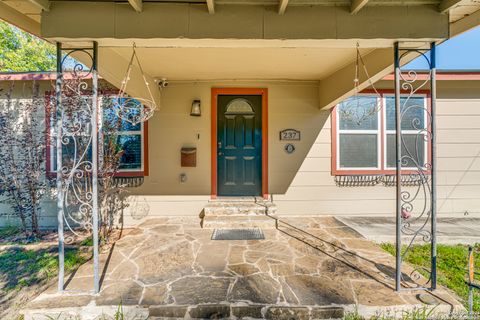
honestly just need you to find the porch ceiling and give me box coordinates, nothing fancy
[109,47,373,81]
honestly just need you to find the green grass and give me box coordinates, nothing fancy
[0,246,91,291]
[343,308,464,320]
[80,237,93,246]
[0,225,22,239]
[380,243,480,312]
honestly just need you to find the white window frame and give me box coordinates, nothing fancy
[383,94,428,171]
[105,124,145,173]
[49,96,145,174]
[336,95,382,171]
[334,93,429,174]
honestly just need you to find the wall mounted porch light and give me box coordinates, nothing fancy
[190,100,201,116]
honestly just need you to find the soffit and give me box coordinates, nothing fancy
[109,46,372,80]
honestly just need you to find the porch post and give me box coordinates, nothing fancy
[55,42,65,293]
[394,42,402,292]
[92,41,100,294]
[393,42,437,292]
[430,42,437,290]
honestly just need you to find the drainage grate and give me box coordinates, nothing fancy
[211,228,265,240]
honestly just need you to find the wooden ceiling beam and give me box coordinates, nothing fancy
[128,0,143,12]
[438,0,463,13]
[207,0,215,14]
[350,0,369,14]
[27,0,50,12]
[278,0,289,15]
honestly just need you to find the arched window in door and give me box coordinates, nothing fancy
[225,98,254,115]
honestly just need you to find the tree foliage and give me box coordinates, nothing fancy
[0,21,56,72]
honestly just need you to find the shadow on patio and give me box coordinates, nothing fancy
[22,216,462,319]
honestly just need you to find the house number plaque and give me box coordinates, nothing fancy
[279,129,300,141]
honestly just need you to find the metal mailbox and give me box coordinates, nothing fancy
[181,147,197,167]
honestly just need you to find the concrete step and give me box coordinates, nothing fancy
[149,304,344,319]
[202,215,277,229]
[204,201,277,216]
[202,200,277,228]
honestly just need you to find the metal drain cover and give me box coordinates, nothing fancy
[211,228,265,240]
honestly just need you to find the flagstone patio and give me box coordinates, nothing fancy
[22,216,463,319]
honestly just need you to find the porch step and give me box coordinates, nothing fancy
[201,200,277,229]
[149,304,344,319]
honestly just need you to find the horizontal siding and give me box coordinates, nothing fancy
[436,115,480,129]
[275,97,480,218]
[437,100,480,115]
[275,199,480,216]
[276,185,480,201]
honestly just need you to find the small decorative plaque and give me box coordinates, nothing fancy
[279,129,300,141]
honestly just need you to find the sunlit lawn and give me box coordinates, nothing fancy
[381,243,480,312]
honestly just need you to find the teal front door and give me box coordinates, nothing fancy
[217,95,262,196]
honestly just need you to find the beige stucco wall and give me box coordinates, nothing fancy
[1,78,480,228]
[120,79,480,225]
[121,81,329,225]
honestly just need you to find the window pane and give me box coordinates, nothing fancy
[116,135,142,170]
[225,98,254,114]
[339,134,378,168]
[52,135,143,172]
[386,134,426,168]
[338,96,378,130]
[51,137,92,171]
[386,97,425,130]
[103,105,141,132]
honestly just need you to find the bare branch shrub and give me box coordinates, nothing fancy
[0,81,46,237]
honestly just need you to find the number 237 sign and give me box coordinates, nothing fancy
[279,129,301,141]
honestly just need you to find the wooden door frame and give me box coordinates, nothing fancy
[211,88,268,199]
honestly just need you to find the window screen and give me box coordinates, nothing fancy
[385,96,427,169]
[339,134,378,168]
[386,134,426,168]
[334,94,428,174]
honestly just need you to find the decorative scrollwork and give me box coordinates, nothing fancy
[395,43,436,291]
[334,174,428,187]
[54,47,97,239]
[338,43,382,125]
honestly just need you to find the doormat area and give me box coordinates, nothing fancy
[211,228,265,240]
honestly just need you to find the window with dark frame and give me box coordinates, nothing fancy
[333,93,429,175]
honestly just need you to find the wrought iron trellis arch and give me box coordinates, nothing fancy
[394,42,437,291]
[55,42,101,293]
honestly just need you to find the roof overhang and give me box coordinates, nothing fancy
[40,4,448,41]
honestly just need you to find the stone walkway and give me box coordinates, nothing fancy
[23,216,462,319]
